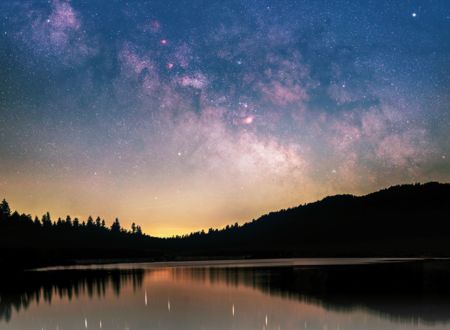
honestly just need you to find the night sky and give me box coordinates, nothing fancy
[0,1,449,236]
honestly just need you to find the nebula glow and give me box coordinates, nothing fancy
[0,1,449,236]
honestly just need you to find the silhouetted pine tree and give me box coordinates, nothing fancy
[65,215,72,228]
[111,218,121,233]
[42,212,52,228]
[0,199,11,220]
[86,216,94,228]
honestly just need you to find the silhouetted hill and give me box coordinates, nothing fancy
[165,182,450,257]
[1,182,450,268]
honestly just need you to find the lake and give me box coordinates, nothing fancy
[1,258,450,329]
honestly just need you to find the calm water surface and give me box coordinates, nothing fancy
[1,258,450,329]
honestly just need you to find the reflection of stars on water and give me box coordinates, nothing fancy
[168,299,171,311]
[232,304,235,316]
[145,290,148,306]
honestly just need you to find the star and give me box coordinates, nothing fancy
[1,0,448,238]
[242,116,254,125]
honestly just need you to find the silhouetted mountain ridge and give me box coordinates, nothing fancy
[1,182,450,268]
[168,182,450,257]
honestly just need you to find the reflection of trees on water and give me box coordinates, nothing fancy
[170,260,450,325]
[0,269,144,322]
[2,261,450,325]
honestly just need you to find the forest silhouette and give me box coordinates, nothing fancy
[1,182,450,268]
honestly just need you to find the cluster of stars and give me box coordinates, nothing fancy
[0,0,448,235]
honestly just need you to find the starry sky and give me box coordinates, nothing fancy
[0,0,449,236]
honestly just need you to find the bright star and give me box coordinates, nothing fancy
[242,116,254,125]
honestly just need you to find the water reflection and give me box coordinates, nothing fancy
[171,262,450,325]
[1,260,450,329]
[0,269,144,322]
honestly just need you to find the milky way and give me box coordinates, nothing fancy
[0,1,449,236]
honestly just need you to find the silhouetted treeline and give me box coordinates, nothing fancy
[1,182,450,268]
[0,200,161,268]
[0,201,142,236]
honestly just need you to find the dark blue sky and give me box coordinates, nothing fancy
[0,0,449,235]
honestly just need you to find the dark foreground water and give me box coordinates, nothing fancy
[1,258,450,329]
